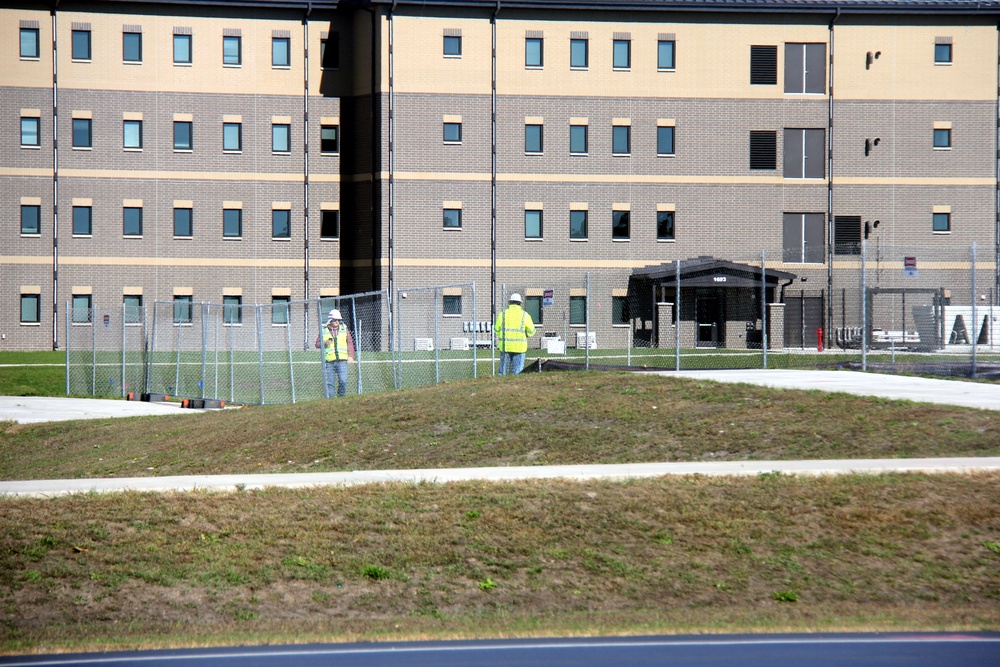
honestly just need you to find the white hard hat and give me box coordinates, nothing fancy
[509,293,522,303]
[327,308,342,321]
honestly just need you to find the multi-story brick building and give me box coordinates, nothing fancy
[2,0,998,351]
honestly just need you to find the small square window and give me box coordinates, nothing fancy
[72,30,91,61]
[443,35,462,57]
[223,209,242,238]
[321,210,339,239]
[932,212,951,233]
[21,294,41,323]
[612,296,630,325]
[320,125,338,153]
[525,37,543,67]
[570,209,588,240]
[443,208,462,229]
[272,209,291,238]
[933,128,951,149]
[570,295,587,325]
[173,34,192,64]
[570,38,588,68]
[20,28,40,59]
[123,206,142,236]
[124,295,143,324]
[443,295,462,316]
[223,122,242,152]
[321,33,339,69]
[21,204,41,235]
[272,37,291,67]
[657,126,675,156]
[174,121,192,150]
[612,210,630,240]
[525,209,542,239]
[174,208,193,237]
[223,35,241,65]
[934,42,952,64]
[72,118,92,148]
[658,40,676,70]
[525,124,543,153]
[21,117,40,147]
[444,122,462,143]
[123,32,142,63]
[72,294,92,324]
[570,125,588,154]
[613,39,630,69]
[657,211,675,241]
[73,206,92,236]
[612,125,630,155]
[123,120,142,149]
[272,123,291,153]
[272,296,290,325]
[524,295,543,325]
[173,295,193,324]
[223,295,242,325]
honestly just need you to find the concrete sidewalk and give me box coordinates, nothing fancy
[0,396,204,423]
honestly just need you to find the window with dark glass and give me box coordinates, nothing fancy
[72,295,92,324]
[123,120,142,149]
[73,206,92,235]
[321,210,339,239]
[570,296,586,325]
[525,124,543,153]
[124,295,142,324]
[932,212,951,232]
[443,35,461,57]
[174,208,193,237]
[123,32,142,62]
[657,39,675,70]
[223,35,241,65]
[73,119,92,148]
[934,42,952,64]
[570,38,588,68]
[174,121,192,150]
[570,210,588,239]
[21,117,40,147]
[612,125,630,155]
[223,122,241,151]
[21,294,41,323]
[443,122,462,143]
[173,33,192,64]
[525,37,543,67]
[72,30,91,60]
[443,208,462,229]
[933,128,951,149]
[612,297,630,325]
[570,125,588,154]
[525,210,542,239]
[21,205,40,235]
[272,124,291,153]
[321,125,338,153]
[525,296,543,325]
[272,37,290,67]
[657,126,675,156]
[613,39,630,69]
[173,295,193,324]
[223,296,242,324]
[612,210,630,240]
[223,209,242,238]
[321,33,339,69]
[123,206,142,236]
[656,211,675,241]
[272,210,291,238]
[272,296,290,325]
[20,28,40,59]
[443,295,462,315]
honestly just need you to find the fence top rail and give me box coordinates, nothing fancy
[397,282,475,294]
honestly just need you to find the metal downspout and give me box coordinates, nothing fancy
[826,7,840,352]
[303,9,311,346]
[491,1,500,327]
[387,2,396,351]
[51,7,60,350]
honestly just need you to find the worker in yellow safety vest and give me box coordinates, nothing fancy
[315,308,355,397]
[494,293,536,375]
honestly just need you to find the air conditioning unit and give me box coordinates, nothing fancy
[450,337,470,351]
[414,338,434,351]
[576,331,596,349]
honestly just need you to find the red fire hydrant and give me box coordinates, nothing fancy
[816,327,824,352]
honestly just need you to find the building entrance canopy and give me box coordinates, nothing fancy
[632,256,797,288]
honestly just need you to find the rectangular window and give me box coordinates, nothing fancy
[124,295,142,324]
[123,206,142,236]
[750,45,777,85]
[570,295,587,325]
[525,124,543,153]
[21,294,41,324]
[932,212,951,233]
[21,117,40,147]
[934,42,952,64]
[223,209,242,238]
[72,295,92,324]
[320,125,339,153]
[443,295,462,316]
[933,128,951,149]
[570,209,588,240]
[321,33,339,69]
[73,206,92,236]
[657,126,675,156]
[570,124,588,154]
[174,34,192,64]
[223,122,242,152]
[834,215,861,255]
[174,121,192,150]
[272,296,290,325]
[272,37,290,67]
[321,210,339,239]
[443,35,462,57]
[173,295,193,324]
[657,39,676,70]
[749,130,777,170]
[612,125,630,155]
[612,296,630,325]
[524,296,543,325]
[443,122,462,143]
[223,35,241,65]
[174,207,193,237]
[782,213,825,263]
[123,31,142,63]
[613,39,631,69]
[72,29,91,60]
[443,208,462,229]
[656,211,675,241]
[20,28,40,59]
[21,204,41,235]
[525,210,542,239]
[784,43,826,94]
[272,209,291,238]
[525,37,543,67]
[783,128,825,179]
[272,123,291,153]
[570,38,588,68]
[223,296,242,325]
[72,118,92,148]
[123,120,142,149]
[612,210,630,240]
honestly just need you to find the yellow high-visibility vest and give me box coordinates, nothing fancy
[322,327,350,362]
[494,304,535,353]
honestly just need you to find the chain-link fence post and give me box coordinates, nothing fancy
[762,250,768,369]
[972,242,978,379]
[434,286,441,384]
[675,260,681,371]
[585,272,590,370]
[63,304,69,395]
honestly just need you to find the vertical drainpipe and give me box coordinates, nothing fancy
[51,7,60,350]
[826,8,840,351]
[491,2,500,325]
[303,6,312,345]
[387,3,395,332]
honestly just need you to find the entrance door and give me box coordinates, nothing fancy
[785,292,824,348]
[695,288,724,347]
